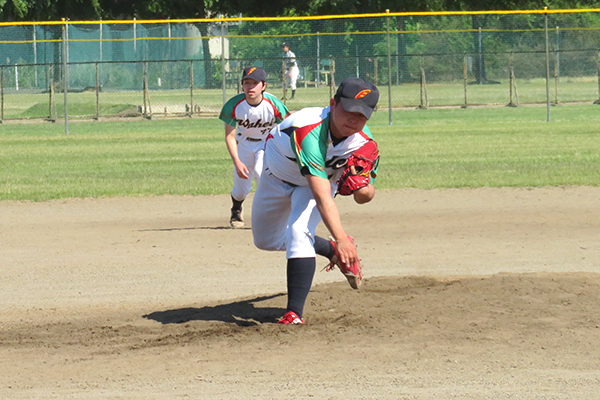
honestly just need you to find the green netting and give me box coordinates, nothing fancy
[1,11,599,121]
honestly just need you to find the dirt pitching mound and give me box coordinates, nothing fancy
[2,187,600,399]
[4,273,599,357]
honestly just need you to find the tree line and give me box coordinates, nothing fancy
[1,0,599,86]
[2,0,600,24]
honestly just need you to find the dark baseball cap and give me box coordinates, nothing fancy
[241,66,267,82]
[281,42,289,48]
[335,77,379,119]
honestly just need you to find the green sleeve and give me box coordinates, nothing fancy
[289,119,330,179]
[218,94,245,126]
[263,92,290,123]
[370,157,379,185]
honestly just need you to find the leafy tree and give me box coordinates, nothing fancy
[439,0,538,83]
[0,0,102,20]
[3,0,600,88]
[96,0,221,87]
[0,0,103,83]
[435,0,600,83]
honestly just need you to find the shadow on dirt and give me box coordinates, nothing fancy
[143,294,286,327]
[138,225,251,231]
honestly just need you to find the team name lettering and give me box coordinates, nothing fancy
[237,118,276,129]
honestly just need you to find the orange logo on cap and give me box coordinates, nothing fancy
[248,67,257,74]
[355,89,371,99]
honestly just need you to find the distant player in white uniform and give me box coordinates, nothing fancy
[282,42,299,100]
[251,78,380,324]
[219,67,290,228]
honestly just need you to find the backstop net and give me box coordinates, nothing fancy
[1,9,599,122]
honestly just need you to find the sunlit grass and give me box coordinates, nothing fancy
[3,76,599,120]
[1,104,599,201]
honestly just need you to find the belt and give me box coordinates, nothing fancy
[246,137,263,142]
[282,179,298,187]
[265,168,298,187]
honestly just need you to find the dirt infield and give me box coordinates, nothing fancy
[1,187,599,399]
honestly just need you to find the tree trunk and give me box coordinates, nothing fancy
[471,15,488,84]
[48,27,62,90]
[196,22,215,89]
[396,17,411,83]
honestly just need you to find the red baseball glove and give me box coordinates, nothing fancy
[336,140,379,196]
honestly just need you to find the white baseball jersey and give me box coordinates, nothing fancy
[264,106,377,187]
[253,105,377,259]
[219,91,289,140]
[219,92,289,202]
[283,50,297,70]
[283,50,299,91]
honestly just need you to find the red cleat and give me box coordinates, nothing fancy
[324,235,363,289]
[277,311,304,325]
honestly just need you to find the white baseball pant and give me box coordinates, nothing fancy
[285,66,300,91]
[231,138,264,202]
[252,169,332,259]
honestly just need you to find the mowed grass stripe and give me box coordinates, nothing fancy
[1,105,599,201]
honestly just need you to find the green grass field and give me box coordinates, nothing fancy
[1,104,599,201]
[2,76,599,120]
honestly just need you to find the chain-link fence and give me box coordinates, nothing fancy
[1,10,600,124]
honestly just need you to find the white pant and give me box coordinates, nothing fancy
[252,170,325,259]
[231,138,264,202]
[285,66,300,91]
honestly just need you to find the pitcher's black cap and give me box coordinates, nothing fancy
[241,66,267,82]
[335,78,379,119]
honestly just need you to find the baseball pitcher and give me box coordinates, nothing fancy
[251,77,380,324]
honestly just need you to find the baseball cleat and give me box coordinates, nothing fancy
[230,207,244,229]
[325,235,363,289]
[277,311,304,325]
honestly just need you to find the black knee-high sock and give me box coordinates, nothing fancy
[286,257,316,318]
[231,196,243,211]
[314,236,335,259]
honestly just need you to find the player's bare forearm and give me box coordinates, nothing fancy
[306,175,345,239]
[353,184,375,204]
[306,174,357,265]
[224,123,249,179]
[224,124,239,161]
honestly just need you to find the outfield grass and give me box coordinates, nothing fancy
[1,104,599,201]
[3,76,599,120]
[370,105,600,189]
